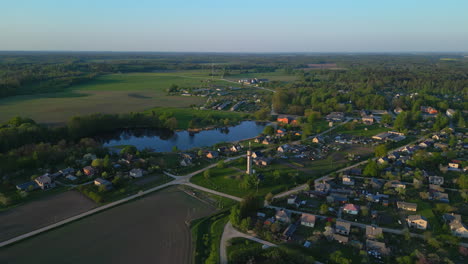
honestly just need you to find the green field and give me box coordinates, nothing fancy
[225,69,297,82]
[0,71,233,124]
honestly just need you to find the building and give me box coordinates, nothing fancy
[59,168,75,175]
[343,204,360,215]
[34,174,55,190]
[94,178,113,190]
[397,201,417,211]
[370,178,384,189]
[83,166,95,176]
[312,136,323,144]
[129,168,144,178]
[443,213,468,238]
[206,151,219,159]
[342,175,355,186]
[366,226,383,239]
[16,181,39,192]
[407,215,428,230]
[275,209,291,223]
[446,109,456,117]
[300,213,316,227]
[335,221,351,235]
[333,234,349,244]
[277,115,298,125]
[282,224,297,240]
[326,112,345,122]
[362,115,374,125]
[428,176,444,185]
[366,240,390,255]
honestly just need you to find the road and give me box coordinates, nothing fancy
[220,221,277,264]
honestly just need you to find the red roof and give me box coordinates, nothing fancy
[343,204,360,212]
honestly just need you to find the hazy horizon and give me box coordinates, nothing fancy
[2,0,468,52]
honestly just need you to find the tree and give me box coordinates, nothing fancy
[217,160,225,169]
[240,217,252,231]
[265,192,274,204]
[270,222,281,233]
[320,204,328,214]
[330,250,351,264]
[204,169,211,179]
[164,117,178,130]
[263,125,274,135]
[374,144,388,157]
[120,145,137,155]
[91,158,104,168]
[381,114,393,125]
[103,155,111,169]
[363,160,379,177]
[254,108,270,120]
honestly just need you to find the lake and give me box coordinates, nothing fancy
[102,121,267,152]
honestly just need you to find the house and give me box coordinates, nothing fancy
[277,144,290,153]
[421,106,438,115]
[129,168,144,178]
[300,213,316,227]
[335,221,351,235]
[342,175,355,186]
[264,217,275,226]
[275,209,291,223]
[59,168,75,175]
[377,157,389,164]
[448,163,460,171]
[277,115,298,125]
[288,195,298,205]
[430,191,449,203]
[230,145,242,153]
[387,180,406,189]
[446,109,456,118]
[327,194,348,204]
[394,107,403,114]
[343,204,360,215]
[333,234,349,244]
[180,158,192,167]
[312,136,323,144]
[276,128,286,135]
[370,178,384,189]
[262,138,273,145]
[326,112,345,122]
[83,166,95,176]
[366,240,390,255]
[35,175,55,190]
[428,176,444,185]
[66,175,77,181]
[254,157,271,166]
[407,215,428,230]
[434,143,449,149]
[251,151,263,159]
[366,226,383,239]
[315,182,331,193]
[396,201,417,211]
[94,178,113,190]
[282,224,297,240]
[443,213,468,238]
[206,151,219,159]
[254,137,264,143]
[16,181,39,192]
[362,115,374,125]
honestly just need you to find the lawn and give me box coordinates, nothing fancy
[0,71,233,125]
[0,186,216,264]
[334,123,388,137]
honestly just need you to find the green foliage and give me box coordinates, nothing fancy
[263,125,275,135]
[374,144,388,157]
[363,160,380,177]
[204,169,211,179]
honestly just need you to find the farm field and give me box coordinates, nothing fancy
[0,190,96,242]
[0,186,216,264]
[0,71,233,125]
[225,69,298,82]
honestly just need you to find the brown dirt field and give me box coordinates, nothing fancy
[0,186,216,264]
[0,190,96,242]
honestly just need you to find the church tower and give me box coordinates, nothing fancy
[246,142,253,175]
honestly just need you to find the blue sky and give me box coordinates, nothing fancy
[1,0,467,52]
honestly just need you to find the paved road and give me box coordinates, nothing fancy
[220,221,277,264]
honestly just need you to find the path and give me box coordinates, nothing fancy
[220,221,277,264]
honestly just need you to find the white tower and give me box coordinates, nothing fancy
[246,143,253,175]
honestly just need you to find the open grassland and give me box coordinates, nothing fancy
[0,190,96,243]
[0,187,216,264]
[225,69,298,82]
[0,71,233,125]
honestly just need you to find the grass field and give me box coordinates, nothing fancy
[0,190,96,243]
[333,123,388,137]
[0,71,233,125]
[225,69,297,82]
[0,187,216,264]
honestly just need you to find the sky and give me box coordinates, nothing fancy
[1,0,467,52]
